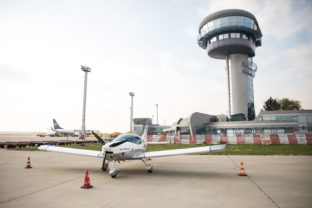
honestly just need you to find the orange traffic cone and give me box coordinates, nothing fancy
[238,162,247,176]
[81,169,93,189]
[25,156,32,169]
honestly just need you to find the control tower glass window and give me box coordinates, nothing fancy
[199,16,258,37]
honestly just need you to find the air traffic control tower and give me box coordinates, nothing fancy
[198,9,262,120]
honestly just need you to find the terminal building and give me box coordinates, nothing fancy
[163,110,312,137]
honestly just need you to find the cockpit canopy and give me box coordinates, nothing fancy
[113,134,142,145]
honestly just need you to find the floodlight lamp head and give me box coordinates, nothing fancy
[129,92,135,96]
[81,65,91,72]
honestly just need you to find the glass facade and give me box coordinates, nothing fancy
[246,58,255,120]
[228,59,233,116]
[262,115,297,121]
[204,127,301,135]
[199,16,258,37]
[208,32,254,44]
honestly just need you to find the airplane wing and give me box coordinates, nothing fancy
[147,141,169,144]
[38,145,104,158]
[138,144,226,159]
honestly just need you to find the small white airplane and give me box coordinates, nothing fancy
[39,126,226,178]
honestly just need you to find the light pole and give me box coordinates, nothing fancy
[81,65,91,139]
[129,92,135,132]
[156,104,159,125]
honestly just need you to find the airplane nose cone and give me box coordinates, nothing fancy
[103,144,111,152]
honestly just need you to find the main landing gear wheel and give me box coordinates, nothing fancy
[142,159,153,173]
[109,167,119,178]
[146,164,153,173]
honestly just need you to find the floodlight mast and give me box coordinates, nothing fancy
[129,92,135,132]
[81,65,91,139]
[156,104,159,125]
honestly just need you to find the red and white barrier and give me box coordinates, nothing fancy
[306,134,312,144]
[147,133,312,144]
[227,135,237,144]
[205,134,212,144]
[279,134,289,144]
[245,134,254,144]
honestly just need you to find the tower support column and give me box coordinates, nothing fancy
[228,54,248,118]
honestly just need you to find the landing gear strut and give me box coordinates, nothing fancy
[101,154,109,171]
[142,159,153,173]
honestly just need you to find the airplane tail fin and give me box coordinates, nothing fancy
[141,125,148,143]
[53,119,63,129]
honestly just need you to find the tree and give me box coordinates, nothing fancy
[263,97,302,111]
[279,98,301,110]
[263,97,281,111]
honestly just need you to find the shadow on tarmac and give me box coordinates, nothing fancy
[41,166,232,181]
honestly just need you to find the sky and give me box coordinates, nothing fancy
[0,0,311,132]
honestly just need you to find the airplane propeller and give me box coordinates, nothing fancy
[92,131,110,172]
[109,140,128,147]
[92,131,105,145]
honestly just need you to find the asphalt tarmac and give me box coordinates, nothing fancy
[0,149,311,208]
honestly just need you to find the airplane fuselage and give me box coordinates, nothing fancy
[102,134,147,160]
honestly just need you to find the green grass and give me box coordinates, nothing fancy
[206,144,312,155]
[11,146,39,151]
[13,143,312,155]
[148,144,312,155]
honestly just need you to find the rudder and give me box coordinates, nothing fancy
[53,119,63,129]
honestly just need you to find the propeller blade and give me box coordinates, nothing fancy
[109,140,128,147]
[92,131,105,145]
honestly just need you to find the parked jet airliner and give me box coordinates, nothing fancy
[51,119,100,137]
[51,119,80,137]
[39,126,226,178]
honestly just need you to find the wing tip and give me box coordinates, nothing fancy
[210,144,226,151]
[38,144,52,151]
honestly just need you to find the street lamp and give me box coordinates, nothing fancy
[81,65,91,139]
[129,92,135,132]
